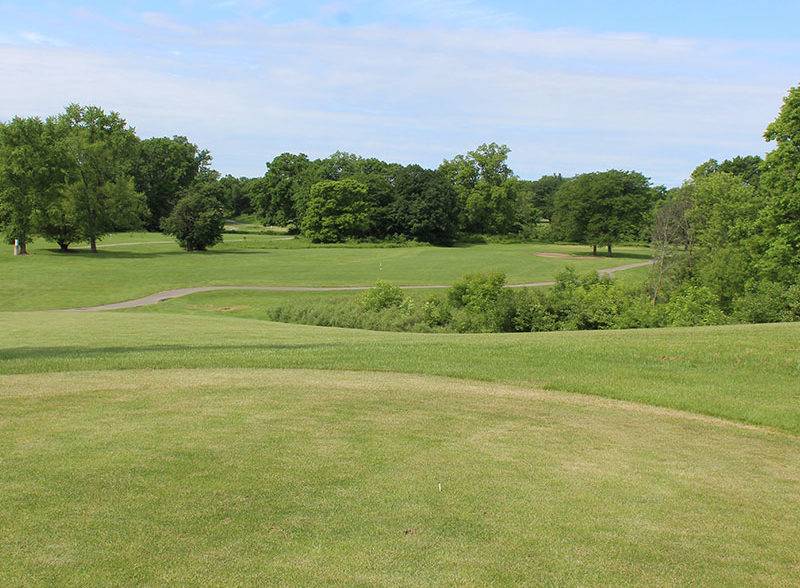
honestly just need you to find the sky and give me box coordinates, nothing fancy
[0,1,798,186]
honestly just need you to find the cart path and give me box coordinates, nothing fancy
[70,260,654,312]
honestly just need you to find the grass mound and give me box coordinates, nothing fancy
[2,368,798,585]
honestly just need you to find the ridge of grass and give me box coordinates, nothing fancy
[1,311,798,434]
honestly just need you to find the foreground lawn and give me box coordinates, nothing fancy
[0,233,649,310]
[1,311,798,434]
[1,369,797,585]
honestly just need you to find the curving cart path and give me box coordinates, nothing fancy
[71,260,654,312]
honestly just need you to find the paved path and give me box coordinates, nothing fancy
[71,260,654,312]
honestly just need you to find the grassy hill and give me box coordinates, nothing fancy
[1,236,798,584]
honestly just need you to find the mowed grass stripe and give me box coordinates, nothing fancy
[1,368,798,585]
[1,311,798,434]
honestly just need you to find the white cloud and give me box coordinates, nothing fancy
[18,31,68,47]
[0,22,795,184]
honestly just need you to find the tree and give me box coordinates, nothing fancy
[301,179,371,243]
[688,173,762,307]
[161,191,225,251]
[0,116,65,255]
[253,153,313,227]
[57,104,145,252]
[759,85,800,284]
[439,143,524,234]
[216,175,252,218]
[526,174,566,221]
[36,191,80,252]
[390,165,459,244]
[552,170,656,256]
[692,155,763,188]
[649,186,694,302]
[132,136,210,230]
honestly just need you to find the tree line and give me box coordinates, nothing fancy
[0,104,255,253]
[251,145,661,252]
[1,104,664,253]
[2,83,799,290]
[263,82,800,334]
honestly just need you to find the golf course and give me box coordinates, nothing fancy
[3,16,800,580]
[1,235,798,585]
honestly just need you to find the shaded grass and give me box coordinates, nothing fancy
[0,233,648,311]
[1,311,798,433]
[1,368,798,585]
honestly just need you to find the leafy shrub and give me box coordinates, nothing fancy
[665,285,728,327]
[448,272,507,312]
[358,281,405,311]
[732,282,800,324]
[262,268,792,334]
[422,296,452,328]
[268,291,428,333]
[512,289,557,332]
[160,192,225,251]
[447,272,516,331]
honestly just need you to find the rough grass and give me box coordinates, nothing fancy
[2,311,798,434]
[0,233,649,310]
[1,368,798,585]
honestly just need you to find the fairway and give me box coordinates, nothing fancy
[2,231,798,584]
[0,234,649,310]
[2,368,798,585]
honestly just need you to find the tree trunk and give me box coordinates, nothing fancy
[607,243,612,256]
[13,239,28,255]
[592,244,597,255]
[90,238,97,253]
[58,241,70,252]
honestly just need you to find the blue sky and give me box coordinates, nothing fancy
[1,1,798,185]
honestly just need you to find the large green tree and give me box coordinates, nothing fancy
[161,191,225,251]
[688,173,762,307]
[253,153,313,227]
[439,143,525,234]
[301,179,372,243]
[759,85,800,284]
[389,165,459,245]
[692,155,763,188]
[553,170,656,255]
[0,116,65,254]
[524,174,566,221]
[132,136,210,230]
[58,104,145,252]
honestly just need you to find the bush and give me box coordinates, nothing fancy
[665,285,728,327]
[447,272,516,332]
[422,296,452,328]
[358,281,405,311]
[512,289,557,332]
[260,269,790,335]
[732,282,800,324]
[268,291,429,333]
[160,192,225,251]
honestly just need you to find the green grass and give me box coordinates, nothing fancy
[2,368,798,585]
[2,234,797,584]
[0,233,649,310]
[2,311,798,434]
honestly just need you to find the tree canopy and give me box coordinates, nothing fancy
[132,136,210,230]
[553,170,656,255]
